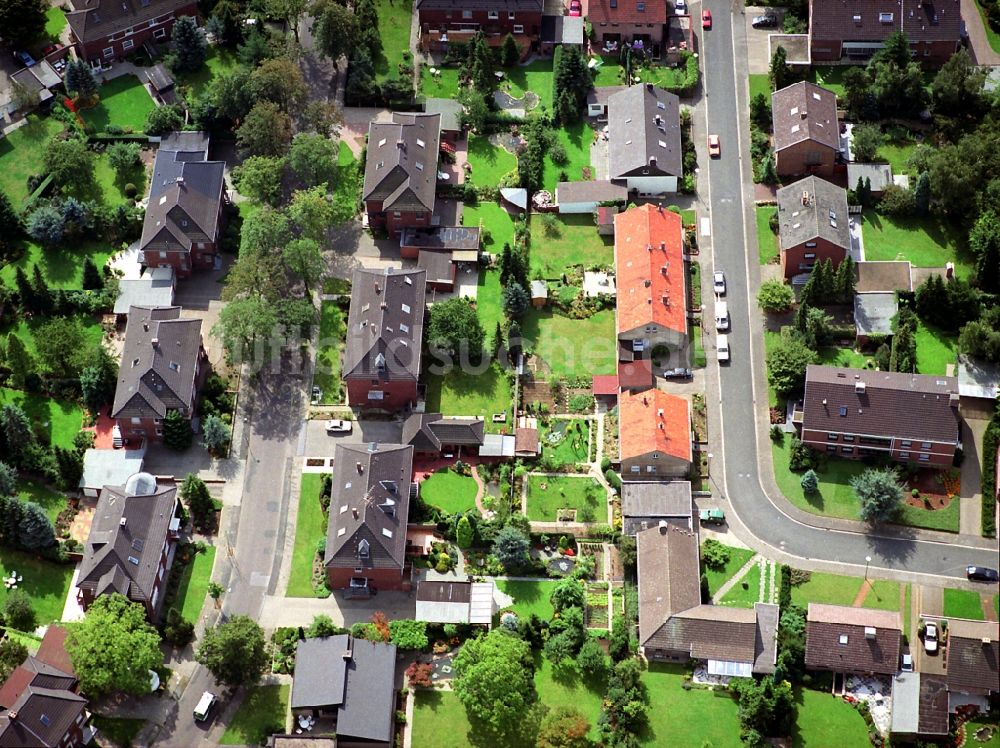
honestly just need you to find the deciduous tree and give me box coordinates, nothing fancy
[426,297,485,359]
[234,155,286,206]
[43,139,94,192]
[283,238,325,293]
[289,185,335,242]
[66,594,164,697]
[196,615,269,687]
[3,589,35,631]
[106,142,141,179]
[288,133,338,188]
[756,279,794,312]
[452,630,536,732]
[0,638,28,682]
[237,101,293,157]
[766,330,816,397]
[249,57,308,114]
[163,410,193,451]
[850,123,882,162]
[0,0,47,47]
[310,0,357,61]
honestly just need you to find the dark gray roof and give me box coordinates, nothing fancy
[0,657,86,748]
[363,113,441,214]
[77,476,177,609]
[541,14,584,44]
[556,180,628,205]
[67,0,195,44]
[608,85,682,179]
[400,226,481,251]
[139,132,225,255]
[343,268,426,384]
[855,261,912,293]
[403,412,485,451]
[416,580,472,603]
[291,635,397,742]
[802,365,960,444]
[114,267,175,315]
[776,176,850,251]
[145,63,174,92]
[111,306,203,419]
[417,250,454,285]
[622,481,693,535]
[423,98,463,133]
[416,0,541,9]
[325,443,413,572]
[853,293,897,336]
[772,82,840,154]
[805,604,902,675]
[587,85,626,109]
[809,0,962,46]
[945,619,999,695]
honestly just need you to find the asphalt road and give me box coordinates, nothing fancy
[701,0,998,582]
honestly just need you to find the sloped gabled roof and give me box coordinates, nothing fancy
[363,113,441,214]
[608,84,682,179]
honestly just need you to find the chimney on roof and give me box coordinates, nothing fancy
[396,140,405,149]
[643,396,648,405]
[660,241,666,251]
[6,712,15,721]
[649,156,657,167]
[120,517,127,527]
[865,627,876,639]
[645,83,653,92]
[352,507,359,519]
[658,520,668,533]
[983,638,992,646]
[151,338,159,348]
[356,461,364,474]
[802,191,810,206]
[855,381,866,394]
[176,176,185,187]
[343,645,353,660]
[143,323,149,332]
[657,408,664,417]
[657,203,663,213]
[375,282,382,293]
[658,423,664,430]
[647,243,653,252]
[950,393,959,407]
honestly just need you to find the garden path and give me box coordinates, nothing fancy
[959,418,986,536]
[852,579,874,607]
[984,594,998,622]
[710,553,760,603]
[470,466,489,518]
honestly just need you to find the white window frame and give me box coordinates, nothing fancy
[508,10,515,19]
[488,10,498,19]
[103,47,115,58]
[122,39,135,50]
[514,24,524,33]
[153,27,167,39]
[462,9,472,18]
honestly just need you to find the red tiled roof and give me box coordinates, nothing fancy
[618,359,654,391]
[592,375,620,395]
[589,0,666,26]
[619,388,692,463]
[614,204,686,337]
[36,626,75,677]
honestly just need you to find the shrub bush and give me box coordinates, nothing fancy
[701,538,730,570]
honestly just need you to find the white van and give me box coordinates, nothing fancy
[194,691,217,722]
[715,301,729,332]
[716,334,730,362]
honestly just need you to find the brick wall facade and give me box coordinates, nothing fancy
[801,428,956,467]
[346,378,418,412]
[326,565,407,592]
[365,201,433,237]
[782,236,848,278]
[776,140,837,179]
[76,7,198,65]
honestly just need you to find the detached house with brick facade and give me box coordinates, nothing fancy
[76,472,180,620]
[416,0,543,54]
[363,113,441,237]
[588,0,668,54]
[343,268,426,412]
[772,82,840,180]
[111,306,206,447]
[608,84,682,195]
[67,0,198,68]
[138,132,226,279]
[619,388,692,479]
[324,443,415,594]
[776,176,850,279]
[796,365,961,467]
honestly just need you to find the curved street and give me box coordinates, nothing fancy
[699,0,998,586]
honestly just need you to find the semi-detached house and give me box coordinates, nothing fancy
[796,365,961,467]
[66,0,198,68]
[619,388,692,479]
[416,0,543,53]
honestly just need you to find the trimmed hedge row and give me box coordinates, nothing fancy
[982,406,999,538]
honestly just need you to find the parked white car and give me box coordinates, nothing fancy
[924,622,939,653]
[713,271,726,296]
[715,301,729,332]
[716,334,730,363]
[325,419,353,433]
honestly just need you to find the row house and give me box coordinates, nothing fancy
[76,472,180,620]
[796,365,961,467]
[619,388,692,480]
[67,0,198,68]
[111,306,206,447]
[416,0,543,53]
[588,0,667,54]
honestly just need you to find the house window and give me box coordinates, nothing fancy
[899,451,910,458]
[354,567,363,573]
[415,212,425,220]
[153,28,166,39]
[804,253,816,260]
[159,251,168,259]
[393,211,402,218]
[508,10,515,18]
[843,435,855,442]
[841,446,853,454]
[901,440,911,447]
[646,465,655,472]
[826,445,837,452]
[921,442,931,449]
[103,47,114,58]
[124,25,134,34]
[514,24,524,33]
[462,9,472,18]
[132,417,142,425]
[827,433,838,441]
[630,465,640,473]
[805,242,817,248]
[918,454,930,462]
[156,428,163,436]
[488,10,498,19]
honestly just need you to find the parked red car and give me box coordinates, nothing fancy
[702,9,712,28]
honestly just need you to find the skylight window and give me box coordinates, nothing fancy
[416,138,425,148]
[415,162,424,171]
[339,505,348,514]
[405,276,413,285]
[378,138,387,147]
[128,555,140,565]
[337,527,346,537]
[839,406,848,416]
[382,528,393,538]
[168,361,180,372]
[401,303,411,313]
[400,323,409,333]
[658,140,667,148]
[656,101,665,110]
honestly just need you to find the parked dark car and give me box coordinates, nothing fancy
[967,566,999,582]
[663,367,693,379]
[14,50,36,67]
[751,14,778,28]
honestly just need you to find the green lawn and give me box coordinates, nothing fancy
[861,210,974,278]
[332,141,363,224]
[915,321,958,376]
[85,151,146,208]
[89,717,145,747]
[543,121,593,193]
[529,214,614,278]
[287,473,328,598]
[16,478,69,524]
[526,475,604,522]
[424,363,513,421]
[0,240,114,290]
[177,46,243,98]
[79,75,155,133]
[219,685,289,745]
[876,128,919,177]
[314,301,347,405]
[0,387,85,450]
[466,136,518,187]
[792,686,871,748]
[420,66,463,98]
[896,499,961,533]
[496,579,557,620]
[534,656,604,740]
[411,690,483,747]
[790,571,865,608]
[539,420,591,466]
[641,663,742,747]
[764,330,781,408]
[703,545,756,597]
[691,320,706,369]
[943,588,986,621]
[591,56,625,87]
[817,346,873,369]
[373,0,413,81]
[749,73,770,102]
[169,546,216,622]
[974,0,1000,54]
[2,629,41,654]
[0,114,65,205]
[474,269,504,334]
[521,308,617,377]
[0,547,74,624]
[772,439,867,520]
[757,206,779,265]
[965,714,1000,748]
[43,6,67,40]
[504,59,554,109]
[464,201,516,250]
[806,66,848,98]
[861,580,902,612]
[3,314,104,360]
[719,562,761,608]
[420,469,479,514]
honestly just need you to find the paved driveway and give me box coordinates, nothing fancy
[303,418,404,455]
[744,6,787,74]
[961,0,1000,65]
